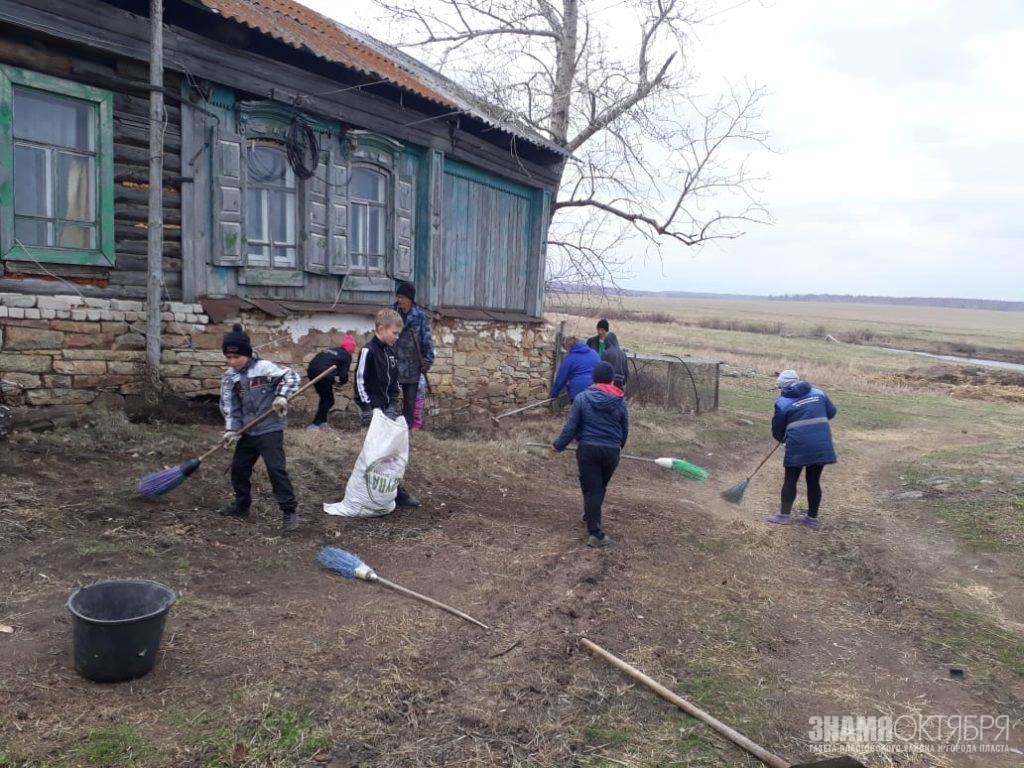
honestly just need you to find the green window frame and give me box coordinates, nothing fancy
[0,65,115,266]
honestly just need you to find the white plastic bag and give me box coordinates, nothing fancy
[324,409,408,518]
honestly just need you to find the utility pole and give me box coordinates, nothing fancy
[144,0,165,402]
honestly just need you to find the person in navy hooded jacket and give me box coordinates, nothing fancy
[766,369,837,528]
[550,336,600,401]
[552,361,629,548]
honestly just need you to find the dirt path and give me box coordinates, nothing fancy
[0,408,1022,767]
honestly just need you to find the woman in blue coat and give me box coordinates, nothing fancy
[766,369,837,528]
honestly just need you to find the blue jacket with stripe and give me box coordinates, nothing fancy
[771,380,837,467]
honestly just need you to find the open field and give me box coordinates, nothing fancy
[551,294,1024,363]
[2,297,1024,767]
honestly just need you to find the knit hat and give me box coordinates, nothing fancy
[596,318,609,331]
[222,323,252,357]
[339,334,356,353]
[396,282,416,302]
[593,361,615,384]
[776,369,800,388]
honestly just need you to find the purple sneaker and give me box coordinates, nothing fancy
[766,513,791,525]
[797,514,820,529]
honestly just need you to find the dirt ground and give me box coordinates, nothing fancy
[1,371,1023,767]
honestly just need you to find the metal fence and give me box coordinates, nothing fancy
[550,323,719,414]
[623,352,720,413]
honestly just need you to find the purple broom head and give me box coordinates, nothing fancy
[136,465,187,497]
[319,547,372,579]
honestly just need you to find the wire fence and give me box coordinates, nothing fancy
[550,323,719,414]
[623,352,720,414]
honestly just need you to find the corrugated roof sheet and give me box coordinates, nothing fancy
[194,0,567,155]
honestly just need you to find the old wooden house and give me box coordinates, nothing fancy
[0,0,564,418]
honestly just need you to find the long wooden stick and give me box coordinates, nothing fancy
[195,365,339,463]
[746,442,782,482]
[580,638,790,768]
[526,442,655,465]
[491,398,554,423]
[372,575,490,630]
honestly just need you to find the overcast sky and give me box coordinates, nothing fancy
[301,0,1023,300]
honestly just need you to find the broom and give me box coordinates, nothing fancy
[527,442,707,481]
[136,365,338,497]
[719,442,781,504]
[318,547,490,630]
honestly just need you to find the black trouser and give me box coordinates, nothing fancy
[577,443,620,538]
[230,431,296,514]
[400,381,419,428]
[312,376,335,425]
[780,464,824,517]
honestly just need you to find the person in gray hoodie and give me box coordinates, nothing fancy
[552,361,629,547]
[601,332,629,389]
[219,324,301,530]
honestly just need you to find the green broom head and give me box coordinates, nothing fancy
[719,479,748,504]
[654,457,708,481]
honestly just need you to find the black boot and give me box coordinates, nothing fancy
[395,486,420,508]
[219,500,250,518]
[281,510,299,531]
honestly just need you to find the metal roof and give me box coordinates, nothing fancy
[193,0,567,156]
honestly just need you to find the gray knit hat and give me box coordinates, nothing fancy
[776,369,800,388]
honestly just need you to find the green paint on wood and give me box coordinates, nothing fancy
[0,64,115,267]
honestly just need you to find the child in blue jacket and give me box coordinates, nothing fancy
[766,369,837,528]
[550,336,600,401]
[552,361,629,547]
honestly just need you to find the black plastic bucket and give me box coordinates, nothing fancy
[67,579,176,683]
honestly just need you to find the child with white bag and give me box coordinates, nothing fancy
[324,309,420,517]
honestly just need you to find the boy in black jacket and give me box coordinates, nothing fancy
[353,309,420,507]
[307,334,355,430]
[552,361,628,548]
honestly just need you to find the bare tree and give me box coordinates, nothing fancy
[373,0,770,291]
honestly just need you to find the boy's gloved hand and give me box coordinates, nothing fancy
[222,430,240,447]
[272,396,288,416]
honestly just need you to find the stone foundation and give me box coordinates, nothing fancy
[0,293,553,423]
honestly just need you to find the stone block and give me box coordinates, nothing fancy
[55,310,71,319]
[111,299,144,312]
[101,322,129,335]
[111,310,126,322]
[86,309,102,321]
[73,374,134,388]
[37,296,81,311]
[0,353,53,373]
[0,306,8,318]
[82,297,109,309]
[62,349,143,361]
[160,312,174,322]
[23,308,41,320]
[156,364,191,377]
[40,309,56,320]
[4,326,63,350]
[165,377,203,393]
[107,361,142,375]
[9,308,25,319]
[190,365,227,379]
[65,333,114,349]
[71,309,88,321]
[3,372,41,389]
[27,388,96,406]
[99,310,113,321]
[53,359,107,375]
[43,374,73,388]
[173,313,187,323]
[0,293,36,308]
[114,332,146,350]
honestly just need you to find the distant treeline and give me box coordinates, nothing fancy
[764,294,1024,311]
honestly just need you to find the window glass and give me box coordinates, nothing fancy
[246,142,297,269]
[350,166,387,271]
[13,87,95,150]
[11,86,99,250]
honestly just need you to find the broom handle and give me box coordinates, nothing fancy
[580,638,790,768]
[196,365,339,463]
[494,398,554,421]
[747,442,783,482]
[526,442,652,464]
[371,575,490,630]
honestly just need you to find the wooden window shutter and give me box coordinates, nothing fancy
[211,126,246,267]
[304,148,330,274]
[327,151,349,274]
[391,152,415,281]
